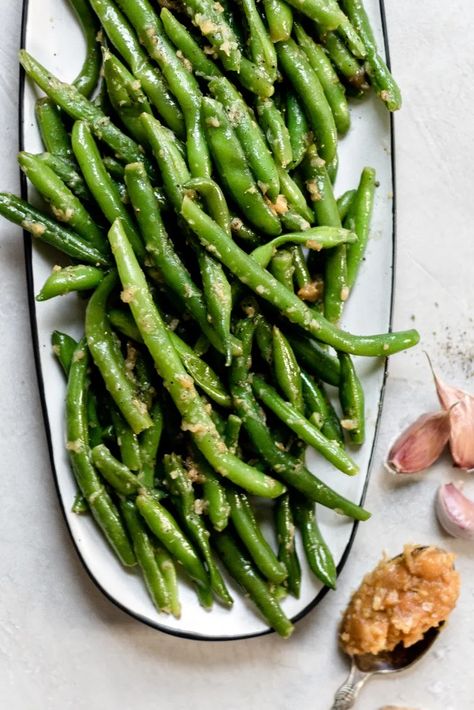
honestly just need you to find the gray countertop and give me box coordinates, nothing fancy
[1,2,473,708]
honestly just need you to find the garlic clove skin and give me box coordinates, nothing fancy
[433,371,466,411]
[436,483,474,540]
[449,395,474,471]
[386,411,450,474]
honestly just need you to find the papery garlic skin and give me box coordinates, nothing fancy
[436,483,474,540]
[386,411,450,474]
[432,369,474,470]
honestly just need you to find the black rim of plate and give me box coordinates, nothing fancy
[19,0,396,642]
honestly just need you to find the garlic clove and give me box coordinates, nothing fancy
[433,371,466,411]
[449,395,474,471]
[386,411,450,474]
[436,482,474,540]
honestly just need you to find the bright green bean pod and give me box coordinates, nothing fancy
[202,98,281,236]
[66,339,136,566]
[190,448,230,532]
[276,39,338,163]
[120,498,171,612]
[287,333,340,386]
[69,0,102,97]
[88,0,184,135]
[227,489,287,584]
[208,77,280,201]
[110,406,142,470]
[225,414,242,454]
[275,493,301,598]
[338,352,365,444]
[197,251,233,366]
[301,370,344,443]
[230,317,370,519]
[136,491,210,588]
[35,98,72,159]
[52,330,78,376]
[272,326,304,413]
[71,121,146,260]
[230,215,261,247]
[291,245,311,290]
[337,188,357,222]
[18,151,107,253]
[346,167,376,288]
[340,0,402,110]
[241,0,278,80]
[294,23,350,135]
[270,249,294,291]
[250,226,356,268]
[181,197,420,357]
[19,51,152,166]
[91,443,142,495]
[185,177,231,235]
[277,166,314,223]
[72,493,88,514]
[319,29,368,90]
[35,152,93,203]
[215,531,294,638]
[326,151,338,185]
[0,193,109,266]
[292,495,336,588]
[85,272,152,435]
[138,400,163,488]
[164,454,233,607]
[36,264,104,301]
[285,93,311,170]
[155,546,181,618]
[179,0,242,71]
[252,375,358,475]
[109,218,286,498]
[254,313,273,365]
[256,98,293,169]
[263,0,293,42]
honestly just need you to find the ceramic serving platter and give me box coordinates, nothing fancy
[20,0,395,639]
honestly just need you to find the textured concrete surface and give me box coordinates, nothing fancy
[1,2,473,708]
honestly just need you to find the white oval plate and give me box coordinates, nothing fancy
[20,0,395,639]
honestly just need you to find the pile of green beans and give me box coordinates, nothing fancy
[1,0,417,637]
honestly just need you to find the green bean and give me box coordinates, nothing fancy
[275,493,300,598]
[52,330,78,375]
[18,152,107,253]
[287,333,340,386]
[340,0,402,110]
[252,375,358,475]
[190,448,230,532]
[120,498,171,612]
[272,326,304,413]
[164,454,233,607]
[214,531,294,638]
[201,98,281,236]
[155,546,181,618]
[303,144,346,323]
[109,218,286,498]
[136,491,210,588]
[19,51,151,166]
[254,313,273,365]
[179,0,242,72]
[0,193,109,266]
[110,406,142,470]
[227,489,287,584]
[285,93,311,170]
[319,29,368,90]
[338,352,365,444]
[277,167,314,223]
[280,210,311,233]
[35,98,72,159]
[224,414,242,454]
[102,50,153,146]
[72,493,88,514]
[35,152,93,204]
[270,249,294,291]
[208,77,280,201]
[326,151,338,185]
[102,157,125,181]
[230,215,260,247]
[229,317,370,520]
[346,167,376,288]
[256,98,293,170]
[138,400,163,488]
[88,0,184,135]
[337,188,356,222]
[263,0,293,42]
[91,443,142,494]
[69,0,102,98]
[294,23,350,135]
[185,177,231,236]
[87,390,104,448]
[71,121,146,260]
[301,370,343,443]
[85,272,152,434]
[292,495,336,588]
[241,0,277,80]
[123,161,234,357]
[197,252,233,366]
[160,7,221,79]
[181,197,420,357]
[276,39,337,163]
[279,0,347,30]
[36,264,104,301]
[66,339,136,566]
[291,245,311,290]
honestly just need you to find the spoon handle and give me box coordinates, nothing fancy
[330,660,371,709]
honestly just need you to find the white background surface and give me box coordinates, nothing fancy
[0,2,473,708]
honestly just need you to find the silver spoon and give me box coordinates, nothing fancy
[330,618,443,709]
